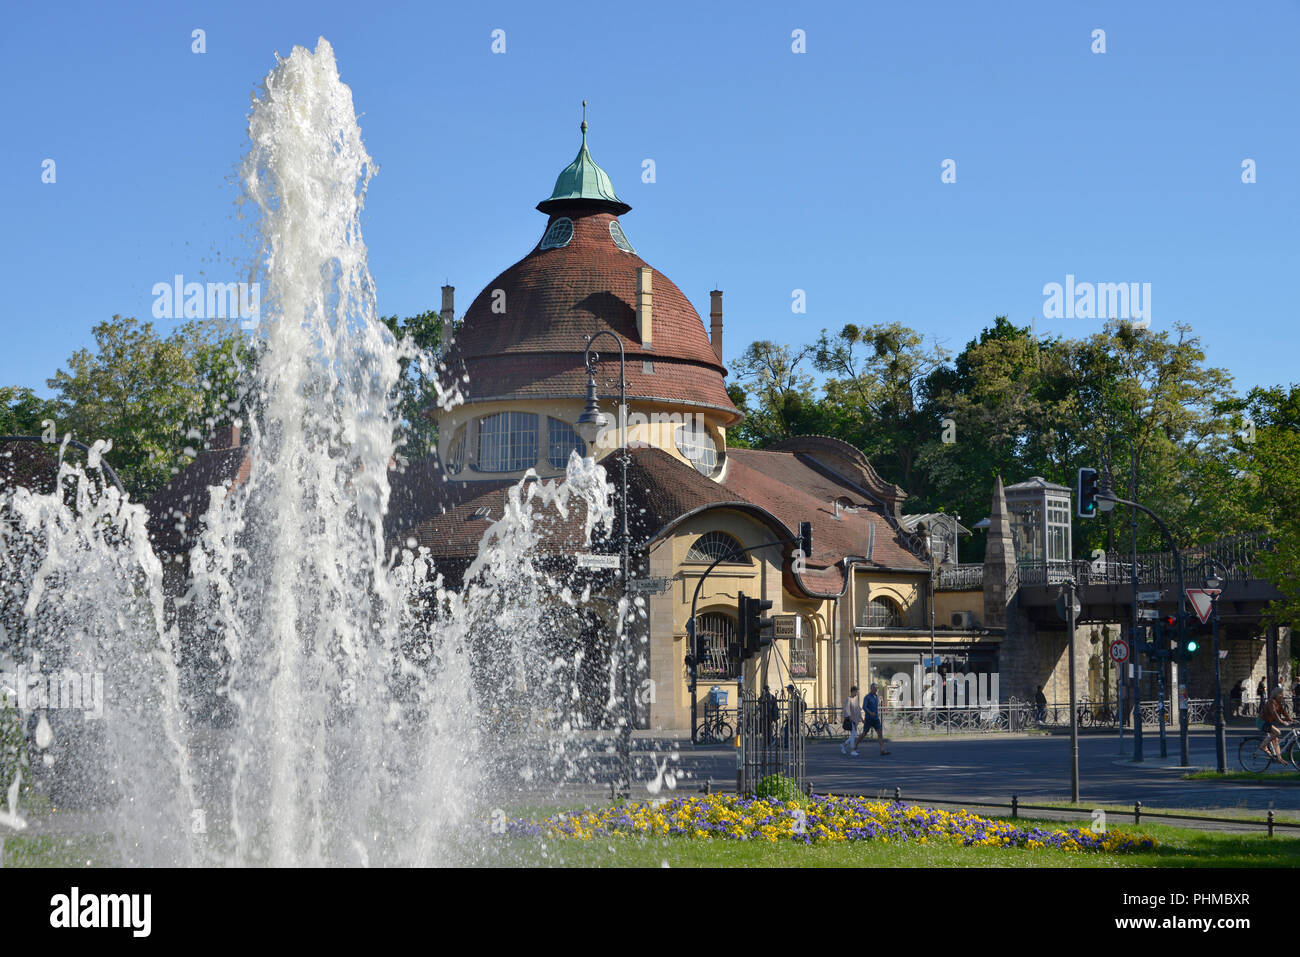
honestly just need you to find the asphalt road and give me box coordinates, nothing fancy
[660,729,1300,813]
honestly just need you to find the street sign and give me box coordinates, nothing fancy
[1185,588,1220,624]
[629,576,670,594]
[1056,592,1081,621]
[1137,591,1162,603]
[574,553,620,570]
[1110,639,1130,664]
[772,615,801,640]
[1137,608,1158,620]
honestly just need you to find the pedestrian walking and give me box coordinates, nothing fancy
[841,685,861,757]
[1035,685,1047,723]
[855,683,890,755]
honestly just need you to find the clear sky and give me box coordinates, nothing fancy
[2,0,1296,397]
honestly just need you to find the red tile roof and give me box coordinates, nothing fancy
[445,208,740,423]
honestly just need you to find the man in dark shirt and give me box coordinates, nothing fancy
[855,683,890,755]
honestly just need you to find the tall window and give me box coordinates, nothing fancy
[547,417,586,469]
[477,412,538,472]
[694,611,738,679]
[789,619,816,678]
[675,422,719,475]
[444,425,466,474]
[685,531,747,563]
[1046,500,1071,563]
[862,597,903,629]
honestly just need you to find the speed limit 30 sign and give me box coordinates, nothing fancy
[1109,639,1130,664]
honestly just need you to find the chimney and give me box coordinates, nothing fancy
[635,267,652,346]
[207,423,241,451]
[709,289,723,361]
[440,285,455,351]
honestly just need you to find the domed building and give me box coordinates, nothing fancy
[385,118,996,734]
[435,116,738,483]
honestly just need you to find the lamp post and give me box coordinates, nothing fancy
[1191,557,1229,772]
[574,332,632,798]
[0,434,126,496]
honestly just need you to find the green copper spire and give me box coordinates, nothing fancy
[537,101,631,216]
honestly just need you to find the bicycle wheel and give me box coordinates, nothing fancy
[1282,734,1300,770]
[1239,736,1272,773]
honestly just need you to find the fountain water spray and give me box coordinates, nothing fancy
[0,38,625,866]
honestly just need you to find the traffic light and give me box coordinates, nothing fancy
[1077,467,1099,519]
[738,592,774,660]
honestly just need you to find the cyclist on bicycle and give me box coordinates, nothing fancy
[1261,687,1292,762]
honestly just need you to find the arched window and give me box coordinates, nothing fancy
[675,422,719,475]
[546,417,586,469]
[540,217,574,250]
[444,425,466,474]
[685,531,748,563]
[694,611,738,679]
[477,412,538,472]
[862,597,903,629]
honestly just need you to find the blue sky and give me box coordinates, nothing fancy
[2,0,1296,397]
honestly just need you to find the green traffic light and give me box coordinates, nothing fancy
[1186,639,1199,654]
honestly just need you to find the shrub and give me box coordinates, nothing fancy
[756,774,808,806]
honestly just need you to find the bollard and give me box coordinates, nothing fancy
[1011,794,1019,819]
[894,786,902,803]
[1268,810,1275,838]
[1134,801,1141,826]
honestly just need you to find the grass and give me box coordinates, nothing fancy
[5,798,1298,868]
[479,814,1300,868]
[1182,769,1300,783]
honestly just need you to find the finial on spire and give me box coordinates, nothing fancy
[581,100,588,140]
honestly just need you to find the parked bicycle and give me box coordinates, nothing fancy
[696,707,733,745]
[803,709,839,738]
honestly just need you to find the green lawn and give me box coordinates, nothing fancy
[5,804,1298,868]
[475,814,1300,868]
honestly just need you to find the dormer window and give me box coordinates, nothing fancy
[608,220,635,253]
[540,218,574,250]
[675,422,719,476]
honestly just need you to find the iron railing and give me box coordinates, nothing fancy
[738,690,806,795]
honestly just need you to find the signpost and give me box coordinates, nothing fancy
[574,553,620,570]
[772,615,801,640]
[1136,591,1162,603]
[1186,588,1221,625]
[628,576,670,595]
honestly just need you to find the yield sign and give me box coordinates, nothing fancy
[1185,588,1221,624]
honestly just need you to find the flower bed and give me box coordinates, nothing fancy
[500,794,1156,853]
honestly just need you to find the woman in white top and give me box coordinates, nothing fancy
[841,685,862,756]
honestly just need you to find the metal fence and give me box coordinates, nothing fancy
[738,690,806,795]
[696,698,1218,744]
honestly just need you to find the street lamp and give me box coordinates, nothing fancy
[1192,557,1229,773]
[574,332,632,798]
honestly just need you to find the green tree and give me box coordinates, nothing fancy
[813,322,950,500]
[1231,385,1300,626]
[380,309,444,462]
[46,317,251,500]
[0,386,59,436]
[728,340,820,447]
